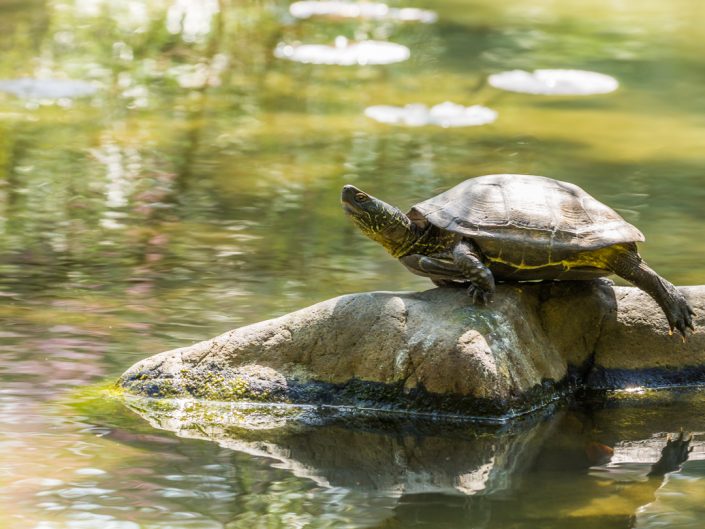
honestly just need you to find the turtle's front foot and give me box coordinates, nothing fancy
[467,284,493,306]
[452,240,495,306]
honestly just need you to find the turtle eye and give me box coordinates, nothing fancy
[355,192,369,203]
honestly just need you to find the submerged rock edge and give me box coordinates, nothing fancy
[118,361,572,420]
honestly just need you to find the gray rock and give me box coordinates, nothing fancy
[119,282,705,417]
[589,285,705,388]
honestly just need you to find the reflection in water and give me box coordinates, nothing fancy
[1,0,705,527]
[124,397,560,497]
[123,393,703,529]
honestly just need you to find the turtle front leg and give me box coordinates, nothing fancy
[452,239,495,305]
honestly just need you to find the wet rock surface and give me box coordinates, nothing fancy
[120,282,705,417]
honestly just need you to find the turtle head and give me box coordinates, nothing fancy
[341,184,418,257]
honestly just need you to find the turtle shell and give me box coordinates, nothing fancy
[408,174,644,256]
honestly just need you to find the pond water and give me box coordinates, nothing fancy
[1,0,704,527]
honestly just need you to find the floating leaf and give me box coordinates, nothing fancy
[0,78,98,99]
[365,102,498,127]
[488,69,618,95]
[289,1,437,23]
[274,38,410,65]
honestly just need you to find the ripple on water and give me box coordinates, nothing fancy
[54,487,115,499]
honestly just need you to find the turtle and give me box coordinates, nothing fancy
[341,174,694,337]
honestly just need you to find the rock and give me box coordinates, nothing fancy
[119,282,705,418]
[119,282,587,416]
[589,286,705,388]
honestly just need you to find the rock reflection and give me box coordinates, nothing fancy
[488,69,619,95]
[125,396,559,497]
[289,1,438,23]
[274,38,410,65]
[365,102,498,127]
[123,394,705,528]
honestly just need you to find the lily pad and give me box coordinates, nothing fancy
[488,69,618,95]
[289,1,437,23]
[274,37,410,65]
[365,102,498,127]
[0,78,98,99]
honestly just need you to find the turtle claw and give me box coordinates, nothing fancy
[467,284,493,306]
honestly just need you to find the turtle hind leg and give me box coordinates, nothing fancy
[399,254,466,288]
[608,244,694,338]
[431,278,460,287]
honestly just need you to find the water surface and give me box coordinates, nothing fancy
[1,0,705,527]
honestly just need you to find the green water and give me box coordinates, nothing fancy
[1,0,704,527]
